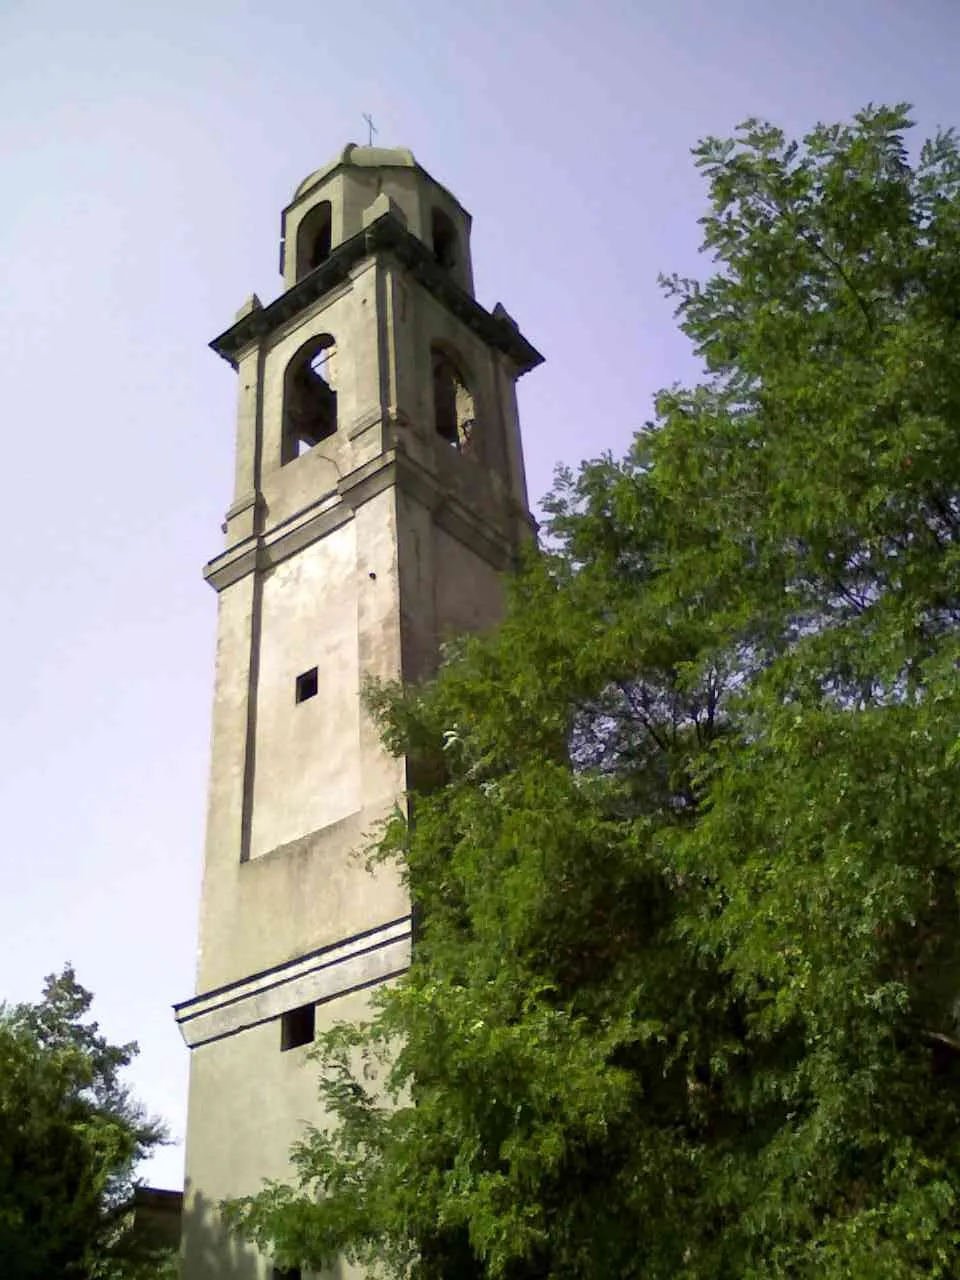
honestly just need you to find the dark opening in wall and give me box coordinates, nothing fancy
[273,1268,302,1280]
[431,347,476,451]
[295,667,318,703]
[431,207,458,272]
[282,336,337,463]
[296,200,333,279]
[281,1004,315,1051]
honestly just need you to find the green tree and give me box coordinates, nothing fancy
[225,105,960,1277]
[0,967,172,1279]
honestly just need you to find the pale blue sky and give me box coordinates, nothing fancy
[1,0,957,1190]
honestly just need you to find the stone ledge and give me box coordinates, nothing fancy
[174,916,412,1048]
[202,450,522,592]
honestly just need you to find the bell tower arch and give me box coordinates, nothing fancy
[175,144,541,1278]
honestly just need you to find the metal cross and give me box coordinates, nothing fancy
[362,113,378,147]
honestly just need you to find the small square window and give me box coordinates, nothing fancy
[281,1004,315,1051]
[295,667,318,703]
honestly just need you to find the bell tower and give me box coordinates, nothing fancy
[174,145,542,1277]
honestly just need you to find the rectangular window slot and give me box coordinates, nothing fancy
[281,1004,315,1052]
[295,667,318,703]
[273,1269,302,1280]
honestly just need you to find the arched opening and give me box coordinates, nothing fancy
[431,347,475,452]
[282,335,337,463]
[295,201,333,280]
[431,208,458,272]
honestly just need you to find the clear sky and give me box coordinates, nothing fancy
[1,0,957,1191]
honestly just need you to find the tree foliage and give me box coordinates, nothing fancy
[0,967,171,1279]
[225,105,960,1276]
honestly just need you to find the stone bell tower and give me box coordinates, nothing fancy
[174,145,542,1277]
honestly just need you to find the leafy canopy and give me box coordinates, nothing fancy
[226,104,960,1278]
[0,967,171,1279]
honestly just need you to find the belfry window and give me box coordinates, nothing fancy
[295,200,333,280]
[282,336,337,463]
[431,347,475,452]
[431,207,458,272]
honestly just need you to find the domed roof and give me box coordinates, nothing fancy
[293,144,418,201]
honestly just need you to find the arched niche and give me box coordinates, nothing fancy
[431,207,459,273]
[431,345,476,453]
[282,334,337,464]
[295,201,333,281]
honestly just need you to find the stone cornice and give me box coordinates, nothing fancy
[203,448,528,592]
[210,213,544,375]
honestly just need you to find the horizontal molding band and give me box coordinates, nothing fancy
[203,450,522,592]
[174,916,411,1048]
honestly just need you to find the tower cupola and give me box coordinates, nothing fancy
[280,143,475,296]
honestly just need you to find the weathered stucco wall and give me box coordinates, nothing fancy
[250,523,362,856]
[193,483,408,994]
[181,986,375,1280]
